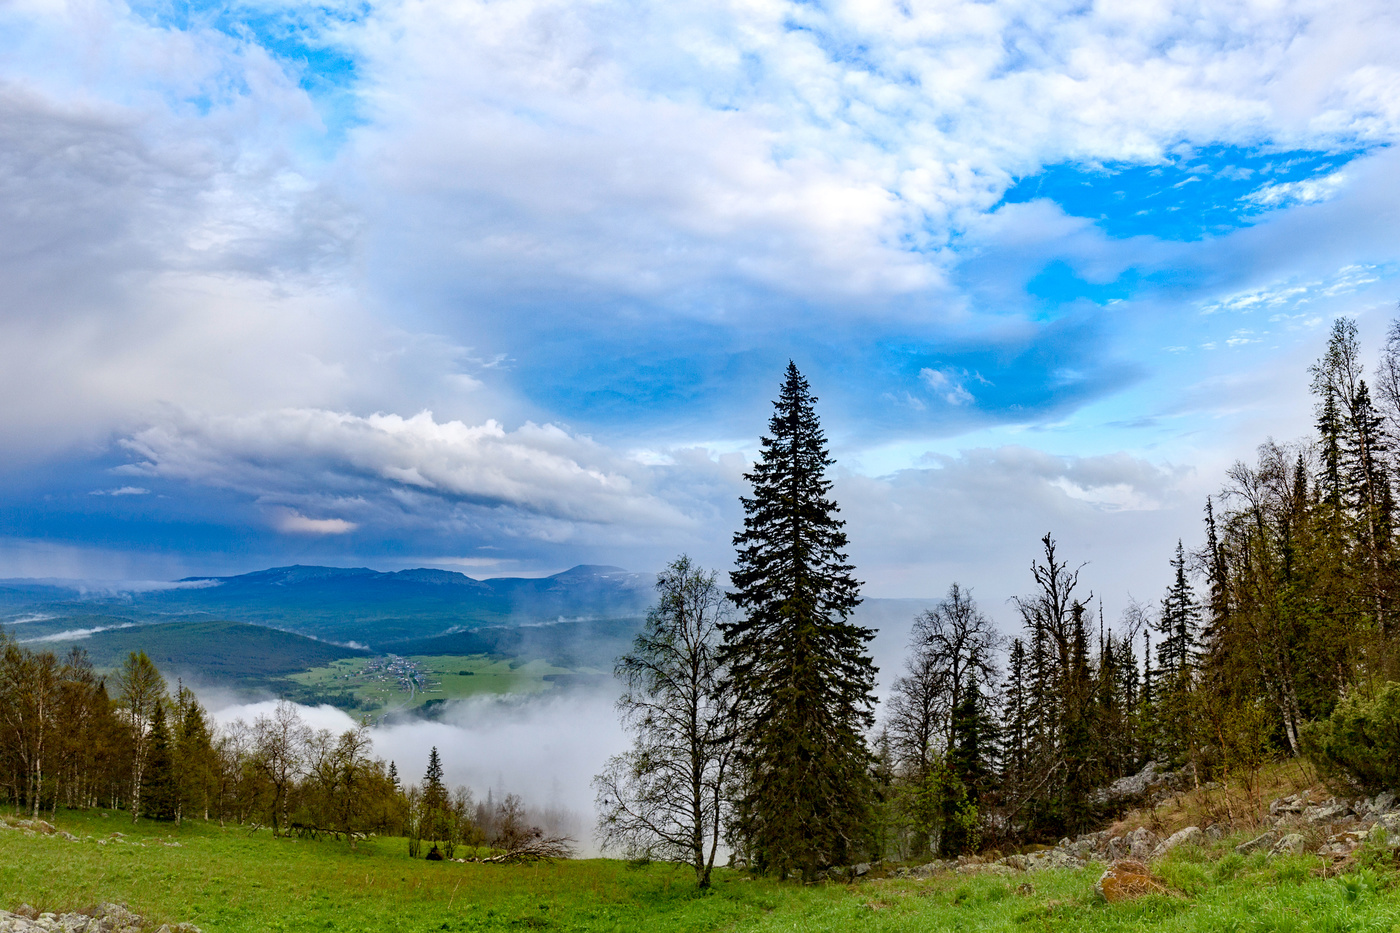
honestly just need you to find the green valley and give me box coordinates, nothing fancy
[289,653,592,713]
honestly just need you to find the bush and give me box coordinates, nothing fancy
[1300,681,1400,794]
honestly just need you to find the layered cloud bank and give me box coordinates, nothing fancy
[2,0,1400,605]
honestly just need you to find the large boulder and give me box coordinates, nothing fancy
[1151,826,1204,858]
[1236,830,1278,854]
[1271,833,1307,855]
[1094,860,1169,903]
[1127,826,1158,860]
[1093,762,1172,807]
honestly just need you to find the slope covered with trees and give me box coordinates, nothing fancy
[600,342,1400,879]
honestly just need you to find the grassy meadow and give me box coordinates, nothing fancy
[4,809,1400,932]
[288,654,583,712]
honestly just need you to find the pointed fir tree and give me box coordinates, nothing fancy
[1003,638,1029,782]
[423,747,449,844]
[1060,601,1097,835]
[722,362,876,881]
[1156,541,1201,679]
[1317,387,1345,510]
[143,703,176,821]
[174,686,214,823]
[1201,497,1230,648]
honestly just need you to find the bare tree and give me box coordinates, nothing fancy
[483,793,575,862]
[1374,313,1400,437]
[253,700,310,835]
[885,583,1001,854]
[593,555,734,888]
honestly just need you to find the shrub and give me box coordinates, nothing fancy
[1300,682,1400,794]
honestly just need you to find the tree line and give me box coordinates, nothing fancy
[8,342,1399,880]
[598,343,1400,884]
[0,642,572,859]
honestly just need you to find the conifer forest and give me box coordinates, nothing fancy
[7,323,1400,878]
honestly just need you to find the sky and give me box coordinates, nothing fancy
[4,0,1400,623]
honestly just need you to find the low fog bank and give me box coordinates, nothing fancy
[208,688,628,854]
[859,598,940,703]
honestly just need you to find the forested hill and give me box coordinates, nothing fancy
[0,564,653,648]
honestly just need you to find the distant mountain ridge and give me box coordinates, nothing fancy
[1,564,655,649]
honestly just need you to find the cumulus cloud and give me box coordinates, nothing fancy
[345,0,1400,325]
[3,0,1400,596]
[275,511,360,535]
[116,407,703,533]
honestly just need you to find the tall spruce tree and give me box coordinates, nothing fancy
[722,362,876,881]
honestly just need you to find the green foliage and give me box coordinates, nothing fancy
[65,621,369,683]
[141,703,176,821]
[1301,681,1400,793]
[723,363,876,879]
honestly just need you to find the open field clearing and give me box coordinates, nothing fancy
[288,654,586,712]
[3,810,1400,933]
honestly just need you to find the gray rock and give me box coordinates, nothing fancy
[1127,826,1158,860]
[1316,841,1351,860]
[905,860,951,878]
[1270,794,1305,817]
[956,862,1014,876]
[1093,761,1170,805]
[1271,833,1306,855]
[1375,791,1397,814]
[1304,802,1350,824]
[1151,825,1204,858]
[1236,830,1278,854]
[1370,812,1400,840]
[1026,848,1085,871]
[851,862,871,877]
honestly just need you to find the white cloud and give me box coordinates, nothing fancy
[1245,171,1350,209]
[22,622,137,643]
[275,511,360,535]
[118,407,699,531]
[840,445,1195,606]
[919,367,977,406]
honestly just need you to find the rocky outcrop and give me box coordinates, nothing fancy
[0,904,199,933]
[1266,790,1400,861]
[1092,761,1180,808]
[885,784,1400,885]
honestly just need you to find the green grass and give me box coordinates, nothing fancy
[3,810,1400,932]
[288,655,581,712]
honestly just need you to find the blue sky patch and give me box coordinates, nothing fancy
[1001,144,1374,241]
[134,1,365,146]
